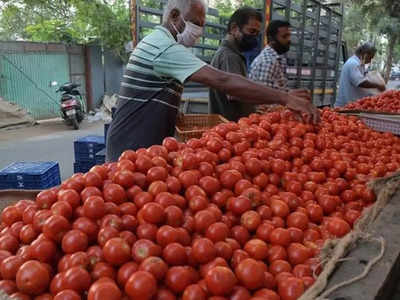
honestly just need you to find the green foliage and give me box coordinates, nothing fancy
[212,0,264,17]
[0,0,131,62]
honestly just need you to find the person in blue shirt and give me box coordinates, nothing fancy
[335,43,386,107]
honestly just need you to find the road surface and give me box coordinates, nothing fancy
[0,119,104,181]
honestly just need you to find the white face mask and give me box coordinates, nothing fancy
[172,16,203,47]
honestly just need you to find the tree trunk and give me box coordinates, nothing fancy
[384,34,397,82]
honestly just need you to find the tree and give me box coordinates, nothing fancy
[351,0,400,81]
[0,0,131,62]
[212,0,264,17]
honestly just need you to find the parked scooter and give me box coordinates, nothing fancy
[51,81,85,130]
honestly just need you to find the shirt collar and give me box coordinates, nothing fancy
[221,38,245,59]
[352,55,362,64]
[265,46,281,58]
[156,25,176,42]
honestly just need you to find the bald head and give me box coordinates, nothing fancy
[163,0,207,23]
[163,0,207,40]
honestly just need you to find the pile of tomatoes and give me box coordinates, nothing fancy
[0,108,399,300]
[341,90,400,113]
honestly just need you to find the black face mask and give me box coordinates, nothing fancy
[272,39,290,55]
[238,33,259,52]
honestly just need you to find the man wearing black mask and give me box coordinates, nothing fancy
[249,20,310,112]
[209,7,262,121]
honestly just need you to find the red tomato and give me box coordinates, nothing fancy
[278,277,305,300]
[16,260,50,296]
[88,278,122,300]
[235,258,265,290]
[205,266,237,296]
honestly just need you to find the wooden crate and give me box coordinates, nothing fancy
[0,190,40,212]
[175,114,228,142]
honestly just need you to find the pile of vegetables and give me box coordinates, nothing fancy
[0,109,399,300]
[341,90,400,113]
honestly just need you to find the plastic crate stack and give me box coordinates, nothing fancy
[0,161,61,190]
[73,135,105,173]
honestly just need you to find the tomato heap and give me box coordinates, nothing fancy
[0,109,399,300]
[341,90,400,113]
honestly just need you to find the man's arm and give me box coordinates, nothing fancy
[348,64,386,91]
[359,80,386,91]
[189,65,320,123]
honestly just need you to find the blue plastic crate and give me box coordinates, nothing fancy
[95,149,106,165]
[75,152,97,163]
[0,161,61,190]
[73,161,96,174]
[74,135,105,155]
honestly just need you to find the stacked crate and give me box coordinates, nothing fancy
[0,161,61,190]
[73,135,105,173]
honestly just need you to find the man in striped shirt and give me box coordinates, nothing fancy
[106,0,320,162]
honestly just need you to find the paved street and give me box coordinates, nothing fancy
[0,119,104,181]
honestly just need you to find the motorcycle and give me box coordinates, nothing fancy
[51,81,85,130]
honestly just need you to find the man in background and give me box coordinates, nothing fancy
[209,7,262,121]
[249,20,310,112]
[335,43,385,107]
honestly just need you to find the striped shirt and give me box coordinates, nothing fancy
[106,26,206,162]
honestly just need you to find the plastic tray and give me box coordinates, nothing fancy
[361,114,400,135]
[175,114,228,142]
[0,161,61,190]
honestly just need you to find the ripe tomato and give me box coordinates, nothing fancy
[278,277,305,300]
[16,260,50,296]
[132,239,162,263]
[286,212,309,231]
[269,259,292,276]
[88,278,122,300]
[162,243,187,266]
[287,243,312,265]
[269,228,291,247]
[243,238,268,260]
[327,217,351,237]
[62,230,88,254]
[117,262,138,287]
[183,284,207,300]
[138,256,168,281]
[1,255,25,280]
[83,196,105,220]
[103,184,127,205]
[206,222,230,243]
[166,266,194,294]
[103,238,131,266]
[42,215,70,243]
[235,258,265,290]
[271,200,290,218]
[205,266,237,296]
[192,238,216,264]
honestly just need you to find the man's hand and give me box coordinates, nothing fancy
[284,93,320,124]
[377,84,386,92]
[289,89,312,102]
